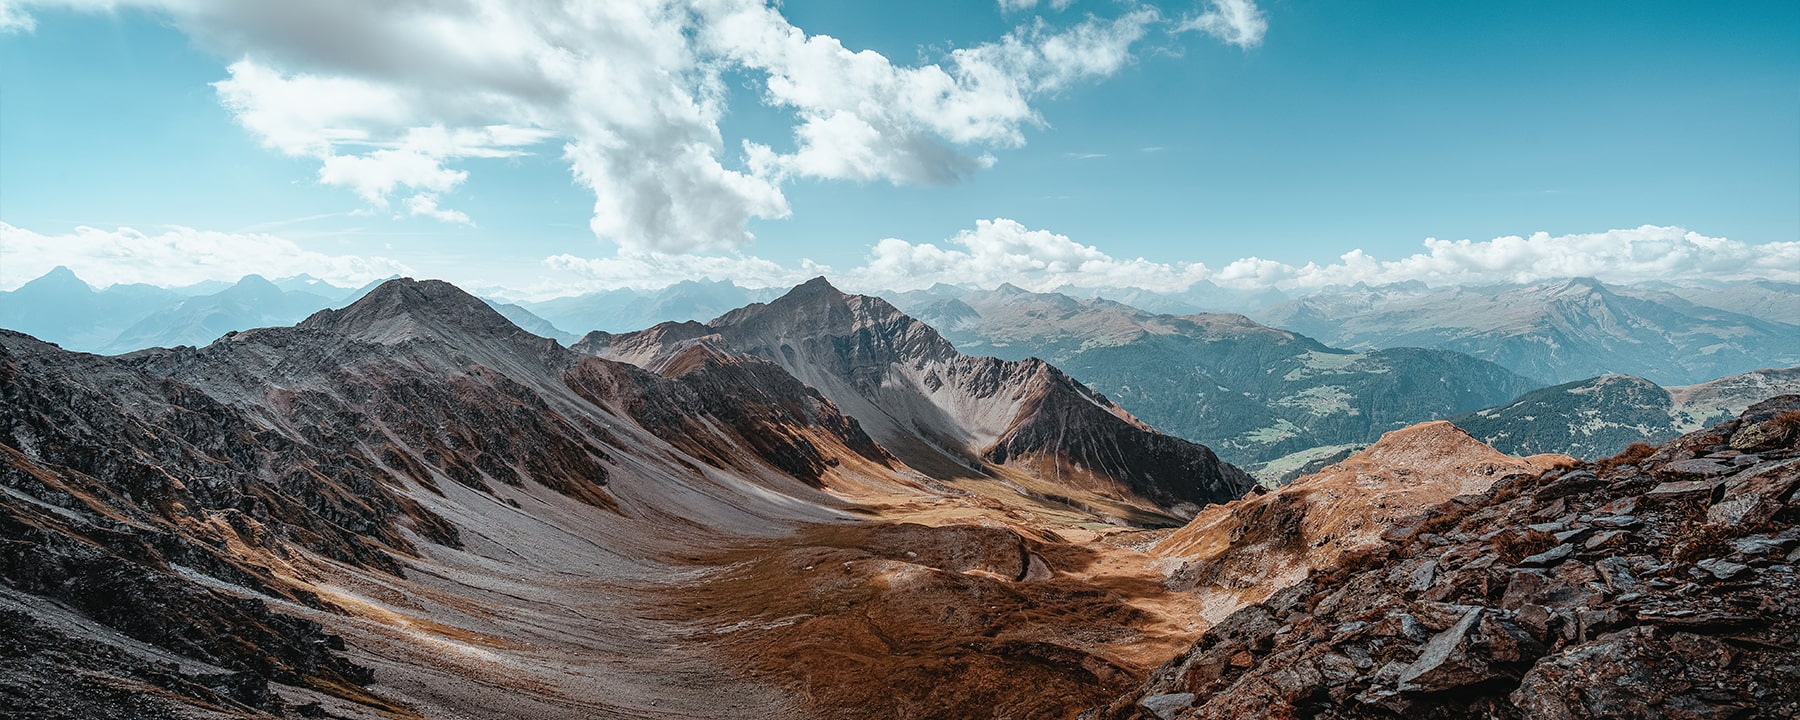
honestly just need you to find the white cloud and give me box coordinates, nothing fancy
[1179,0,1267,49]
[0,0,36,32]
[402,194,473,225]
[719,5,1157,186]
[997,0,1075,14]
[0,222,412,290]
[8,0,1246,251]
[535,221,1800,298]
[842,218,1209,293]
[1218,226,1800,290]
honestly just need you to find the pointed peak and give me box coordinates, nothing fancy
[1546,276,1610,294]
[993,282,1029,295]
[793,276,841,294]
[18,265,94,294]
[300,278,526,343]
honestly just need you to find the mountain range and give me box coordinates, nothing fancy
[887,284,1542,473]
[1,275,1255,718]
[2,273,1796,719]
[1252,277,1800,385]
[0,267,572,355]
[577,277,1252,517]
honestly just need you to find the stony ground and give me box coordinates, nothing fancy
[1095,396,1800,720]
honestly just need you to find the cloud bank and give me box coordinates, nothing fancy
[6,0,1255,256]
[0,222,411,290]
[7,218,1791,297]
[538,220,1800,295]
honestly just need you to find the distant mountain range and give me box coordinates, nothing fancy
[0,267,573,354]
[886,284,1542,470]
[1450,366,1800,459]
[1251,277,1800,385]
[9,268,1794,393]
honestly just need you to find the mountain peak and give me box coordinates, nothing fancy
[18,265,94,294]
[299,277,527,344]
[791,276,842,296]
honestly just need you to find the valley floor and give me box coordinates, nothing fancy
[164,483,1214,720]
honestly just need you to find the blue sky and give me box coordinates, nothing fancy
[2,1,1797,296]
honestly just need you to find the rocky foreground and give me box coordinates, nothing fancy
[1096,396,1800,719]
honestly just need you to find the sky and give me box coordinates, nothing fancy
[1,0,1797,298]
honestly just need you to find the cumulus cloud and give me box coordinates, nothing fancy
[834,222,1800,294]
[1214,226,1800,289]
[7,0,1245,253]
[536,220,1800,297]
[0,0,35,32]
[0,222,412,290]
[843,218,1208,292]
[1179,0,1267,49]
[402,194,473,225]
[721,4,1157,186]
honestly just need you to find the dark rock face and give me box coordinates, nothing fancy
[983,369,1250,510]
[1094,397,1800,719]
[0,330,403,717]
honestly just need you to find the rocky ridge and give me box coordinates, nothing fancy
[1096,396,1800,719]
[0,279,924,718]
[579,277,1254,519]
[1153,421,1573,622]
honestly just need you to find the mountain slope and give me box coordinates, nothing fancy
[1154,421,1571,620]
[1452,367,1800,458]
[888,285,1541,468]
[578,277,1254,516]
[1253,278,1800,385]
[1099,397,1800,719]
[1,278,929,719]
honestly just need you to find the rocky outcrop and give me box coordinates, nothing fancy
[1155,421,1571,617]
[579,277,1254,515]
[1095,397,1800,719]
[0,329,404,717]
